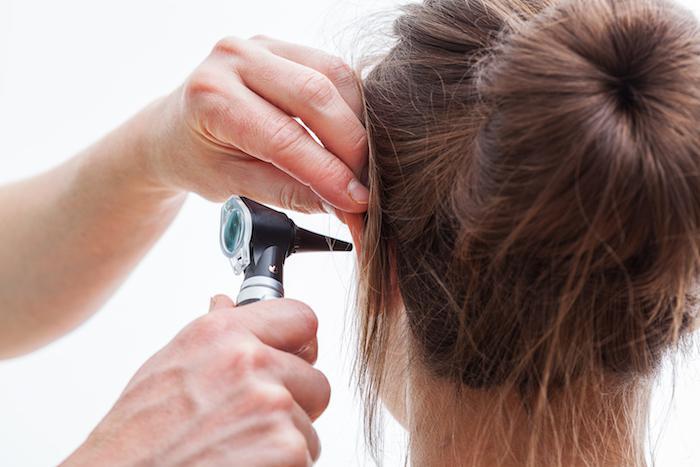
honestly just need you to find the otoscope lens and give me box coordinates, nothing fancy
[223,208,244,254]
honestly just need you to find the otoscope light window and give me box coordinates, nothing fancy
[220,196,252,275]
[223,209,244,254]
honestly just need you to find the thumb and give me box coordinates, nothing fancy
[209,294,236,312]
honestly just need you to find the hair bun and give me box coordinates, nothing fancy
[471,0,700,271]
[480,0,700,115]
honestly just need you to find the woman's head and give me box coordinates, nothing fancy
[354,0,700,463]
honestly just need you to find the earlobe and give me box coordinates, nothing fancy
[333,210,364,256]
[346,213,364,255]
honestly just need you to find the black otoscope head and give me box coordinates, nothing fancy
[219,196,353,305]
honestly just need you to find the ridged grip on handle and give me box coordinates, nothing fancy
[236,276,284,306]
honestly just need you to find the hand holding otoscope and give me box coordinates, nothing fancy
[66,198,349,467]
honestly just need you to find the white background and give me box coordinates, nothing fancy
[0,1,699,466]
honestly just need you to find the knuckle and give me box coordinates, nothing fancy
[317,369,331,401]
[277,185,325,213]
[283,299,318,336]
[250,345,274,370]
[274,430,308,466]
[325,55,356,88]
[255,384,295,412]
[276,183,298,211]
[316,371,332,414]
[315,154,344,181]
[184,69,225,102]
[180,313,225,346]
[296,72,335,109]
[268,117,306,154]
[348,126,369,156]
[304,369,331,421]
[229,341,273,374]
[182,75,234,137]
[248,34,270,43]
[212,36,245,56]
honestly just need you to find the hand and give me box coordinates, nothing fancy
[63,296,330,467]
[146,36,369,214]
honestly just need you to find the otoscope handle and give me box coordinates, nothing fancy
[236,276,284,306]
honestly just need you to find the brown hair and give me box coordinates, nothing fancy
[355,0,700,464]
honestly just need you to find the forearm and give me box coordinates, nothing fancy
[0,35,370,358]
[0,99,186,358]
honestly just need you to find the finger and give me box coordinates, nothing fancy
[198,151,325,212]
[290,401,322,461]
[251,36,364,119]
[212,82,368,212]
[213,298,319,363]
[272,348,331,420]
[237,48,367,179]
[210,294,236,312]
[224,159,325,214]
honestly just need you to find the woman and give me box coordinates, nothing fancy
[341,0,700,465]
[4,0,699,465]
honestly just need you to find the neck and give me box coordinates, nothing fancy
[407,366,649,467]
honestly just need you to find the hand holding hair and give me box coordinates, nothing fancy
[147,35,369,213]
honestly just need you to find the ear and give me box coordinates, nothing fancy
[332,211,364,257]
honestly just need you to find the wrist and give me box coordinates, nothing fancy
[129,94,186,198]
[60,436,106,467]
[61,433,130,467]
[67,98,188,216]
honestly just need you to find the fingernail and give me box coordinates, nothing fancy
[295,343,311,356]
[209,296,218,311]
[347,179,369,205]
[322,202,335,215]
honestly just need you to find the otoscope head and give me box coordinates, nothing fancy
[219,196,353,304]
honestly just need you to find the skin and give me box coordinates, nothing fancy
[406,366,641,467]
[64,296,329,467]
[0,36,367,465]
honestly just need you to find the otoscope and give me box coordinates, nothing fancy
[219,196,353,305]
